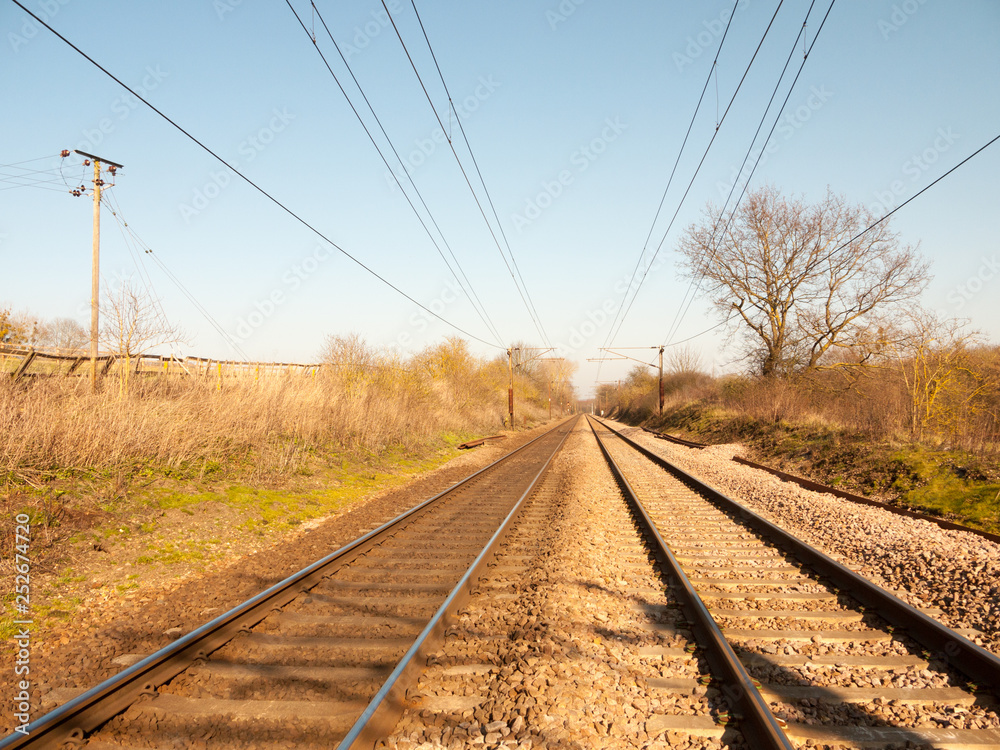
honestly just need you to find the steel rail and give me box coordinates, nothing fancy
[587,417,794,749]
[0,418,574,750]
[594,417,1000,697]
[641,425,708,449]
[338,416,577,749]
[641,421,1000,543]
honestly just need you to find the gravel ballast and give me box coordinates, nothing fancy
[385,420,739,750]
[610,420,1000,655]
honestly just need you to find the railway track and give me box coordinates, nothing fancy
[10,414,1000,748]
[385,416,739,747]
[1,418,575,750]
[590,416,1000,748]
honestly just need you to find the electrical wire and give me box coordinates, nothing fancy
[812,130,1000,269]
[8,0,504,352]
[101,188,175,331]
[408,0,550,348]
[379,0,552,348]
[596,4,738,377]
[101,196,252,360]
[0,155,76,192]
[285,0,505,348]
[658,10,997,358]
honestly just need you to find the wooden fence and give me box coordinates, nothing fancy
[0,345,319,381]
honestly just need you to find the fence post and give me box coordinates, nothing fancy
[12,350,37,381]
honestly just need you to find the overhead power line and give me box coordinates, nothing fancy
[285,0,505,348]
[595,2,786,383]
[813,130,1000,268]
[9,0,504,351]
[407,0,549,347]
[662,0,834,347]
[379,0,552,348]
[101,190,252,360]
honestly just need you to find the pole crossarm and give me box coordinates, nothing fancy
[599,348,658,368]
[74,149,124,170]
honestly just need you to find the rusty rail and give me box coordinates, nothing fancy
[640,425,708,449]
[456,434,507,450]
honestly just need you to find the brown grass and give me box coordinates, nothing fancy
[0,339,550,488]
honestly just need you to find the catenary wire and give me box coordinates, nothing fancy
[597,2,741,367]
[378,0,552,348]
[287,0,505,348]
[602,0,791,357]
[662,1,830,347]
[406,0,551,348]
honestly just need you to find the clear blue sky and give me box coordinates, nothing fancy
[3,1,998,396]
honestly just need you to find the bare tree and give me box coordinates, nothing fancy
[39,317,88,353]
[100,278,184,382]
[678,186,930,377]
[666,344,703,375]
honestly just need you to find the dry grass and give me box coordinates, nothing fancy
[602,342,1000,458]
[0,348,526,488]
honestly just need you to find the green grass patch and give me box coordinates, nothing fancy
[136,541,212,565]
[141,432,465,535]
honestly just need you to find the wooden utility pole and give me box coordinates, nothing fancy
[506,347,555,430]
[658,345,665,416]
[75,149,123,391]
[547,380,552,420]
[507,347,515,428]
